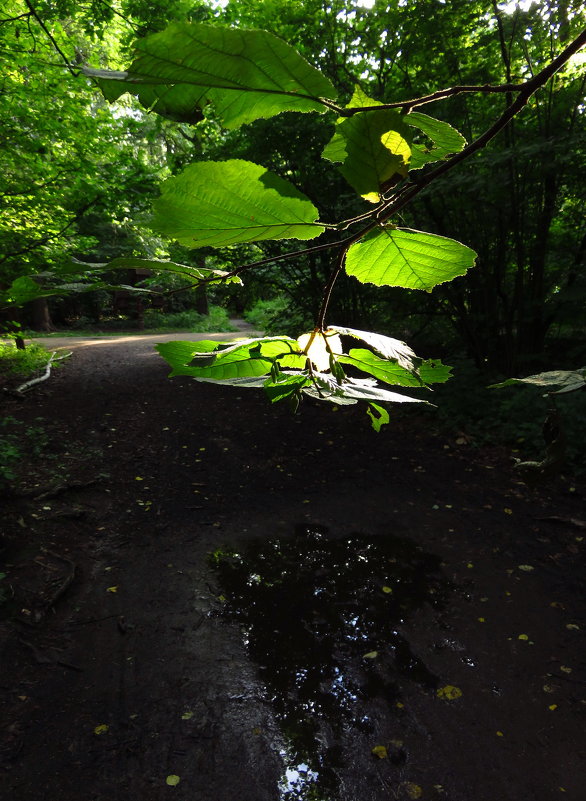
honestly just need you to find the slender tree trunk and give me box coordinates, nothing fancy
[195,284,209,316]
[29,298,55,332]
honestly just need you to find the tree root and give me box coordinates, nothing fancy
[31,549,76,623]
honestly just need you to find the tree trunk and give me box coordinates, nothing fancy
[195,284,209,316]
[29,298,55,332]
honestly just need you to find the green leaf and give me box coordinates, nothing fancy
[264,373,310,403]
[327,326,417,371]
[151,160,324,248]
[304,374,428,405]
[490,368,586,394]
[155,339,221,374]
[337,349,425,387]
[403,112,467,169]
[3,276,47,305]
[156,337,303,380]
[418,359,453,384]
[367,403,390,432]
[345,227,477,290]
[2,275,153,307]
[92,257,242,286]
[322,88,412,202]
[84,23,337,129]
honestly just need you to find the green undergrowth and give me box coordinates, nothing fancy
[0,342,53,377]
[23,305,236,338]
[142,305,235,332]
[244,297,311,337]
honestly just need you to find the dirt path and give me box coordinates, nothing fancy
[1,330,584,801]
[22,318,262,352]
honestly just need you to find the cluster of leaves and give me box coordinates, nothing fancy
[0,1,173,317]
[157,327,451,429]
[75,20,482,428]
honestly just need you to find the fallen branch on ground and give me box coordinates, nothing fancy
[13,350,72,395]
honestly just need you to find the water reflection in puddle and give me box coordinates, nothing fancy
[210,525,451,800]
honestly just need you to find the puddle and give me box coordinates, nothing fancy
[210,525,451,800]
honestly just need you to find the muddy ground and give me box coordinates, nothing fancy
[0,326,584,801]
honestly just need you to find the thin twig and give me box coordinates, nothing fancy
[340,82,525,115]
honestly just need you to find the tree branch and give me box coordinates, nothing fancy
[313,27,586,323]
[0,12,32,24]
[23,0,79,77]
[341,83,525,115]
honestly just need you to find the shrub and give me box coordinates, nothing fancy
[244,297,312,336]
[142,305,235,332]
[0,342,52,377]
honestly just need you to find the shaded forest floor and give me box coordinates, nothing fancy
[1,326,585,801]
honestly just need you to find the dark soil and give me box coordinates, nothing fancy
[1,327,584,801]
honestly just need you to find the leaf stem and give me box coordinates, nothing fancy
[316,246,348,331]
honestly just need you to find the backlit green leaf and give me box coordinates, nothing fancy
[322,88,412,202]
[156,337,303,380]
[418,359,453,384]
[304,374,427,405]
[84,23,336,129]
[151,160,324,248]
[327,326,417,371]
[490,368,586,394]
[345,227,477,290]
[96,257,242,285]
[367,403,390,432]
[338,349,424,387]
[404,112,467,169]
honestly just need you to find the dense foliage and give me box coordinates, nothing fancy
[1,1,584,432]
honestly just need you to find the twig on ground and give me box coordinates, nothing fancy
[11,350,71,396]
